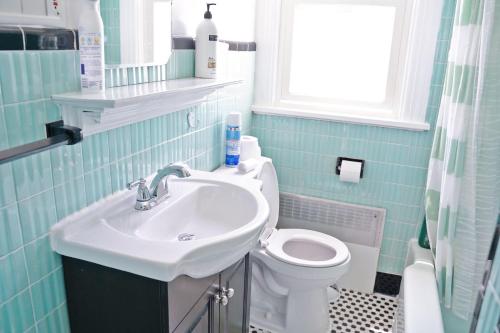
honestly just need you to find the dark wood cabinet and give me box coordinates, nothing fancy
[62,254,251,333]
[218,256,251,333]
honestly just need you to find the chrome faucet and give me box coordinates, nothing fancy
[127,162,191,211]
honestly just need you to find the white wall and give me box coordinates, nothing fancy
[172,0,256,41]
[0,0,73,27]
[64,0,84,29]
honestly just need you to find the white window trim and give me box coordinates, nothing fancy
[278,0,410,117]
[253,0,443,131]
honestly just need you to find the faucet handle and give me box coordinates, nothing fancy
[127,178,152,202]
[127,178,146,190]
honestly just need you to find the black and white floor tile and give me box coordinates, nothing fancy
[250,288,398,333]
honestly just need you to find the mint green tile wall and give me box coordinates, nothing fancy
[0,49,254,333]
[251,0,456,275]
[104,49,195,88]
[100,0,121,65]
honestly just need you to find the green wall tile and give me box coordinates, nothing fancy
[0,164,16,208]
[0,109,8,150]
[24,326,36,333]
[24,235,61,282]
[0,204,22,257]
[30,268,66,321]
[175,50,195,78]
[0,290,35,333]
[130,120,152,154]
[84,166,112,205]
[132,150,153,180]
[44,100,62,123]
[0,52,43,104]
[110,157,133,193]
[54,177,87,220]
[40,51,79,97]
[12,152,53,201]
[82,132,110,173]
[36,304,70,333]
[108,125,132,162]
[4,101,47,147]
[0,249,29,303]
[50,143,84,186]
[18,190,57,244]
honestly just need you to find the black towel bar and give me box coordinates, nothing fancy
[0,120,82,165]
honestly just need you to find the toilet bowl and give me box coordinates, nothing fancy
[216,157,351,333]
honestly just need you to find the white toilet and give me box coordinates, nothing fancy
[216,157,351,333]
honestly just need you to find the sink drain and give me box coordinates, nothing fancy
[178,233,196,241]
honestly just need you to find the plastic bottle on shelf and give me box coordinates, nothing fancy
[195,3,218,79]
[78,0,105,91]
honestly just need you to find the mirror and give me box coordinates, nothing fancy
[100,0,172,68]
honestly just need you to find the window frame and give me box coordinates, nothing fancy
[253,0,444,131]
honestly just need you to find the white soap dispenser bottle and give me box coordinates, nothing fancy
[195,3,218,79]
[78,0,105,91]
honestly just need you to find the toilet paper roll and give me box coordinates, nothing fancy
[339,160,362,183]
[240,136,261,161]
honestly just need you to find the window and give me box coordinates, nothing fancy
[253,0,444,130]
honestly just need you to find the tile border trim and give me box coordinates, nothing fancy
[173,37,256,51]
[0,27,256,52]
[0,26,76,51]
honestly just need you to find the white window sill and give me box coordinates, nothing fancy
[251,105,430,131]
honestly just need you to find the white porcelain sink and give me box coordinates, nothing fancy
[50,170,269,281]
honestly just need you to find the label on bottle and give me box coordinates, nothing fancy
[208,57,216,69]
[79,30,103,90]
[209,34,218,41]
[225,126,241,167]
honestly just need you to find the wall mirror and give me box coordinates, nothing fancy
[100,0,172,68]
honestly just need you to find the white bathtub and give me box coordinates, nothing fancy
[394,239,444,333]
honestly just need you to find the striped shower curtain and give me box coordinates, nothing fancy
[425,0,500,321]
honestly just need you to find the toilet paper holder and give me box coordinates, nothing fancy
[335,157,365,178]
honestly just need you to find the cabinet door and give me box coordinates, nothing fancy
[188,300,213,333]
[173,280,218,333]
[218,255,251,333]
[168,273,219,332]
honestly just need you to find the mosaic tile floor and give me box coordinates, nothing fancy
[250,288,398,333]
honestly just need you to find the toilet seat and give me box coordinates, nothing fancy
[265,229,349,268]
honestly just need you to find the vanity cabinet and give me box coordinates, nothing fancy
[62,254,251,333]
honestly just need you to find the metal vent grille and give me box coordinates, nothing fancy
[278,192,386,248]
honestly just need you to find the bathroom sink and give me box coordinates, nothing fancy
[50,170,269,281]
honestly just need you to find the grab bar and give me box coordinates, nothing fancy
[0,120,82,165]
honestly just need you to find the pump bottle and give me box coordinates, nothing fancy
[195,3,217,79]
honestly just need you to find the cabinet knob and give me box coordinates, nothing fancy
[215,294,228,306]
[226,288,235,298]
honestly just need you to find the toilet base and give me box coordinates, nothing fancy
[285,288,330,333]
[250,249,350,333]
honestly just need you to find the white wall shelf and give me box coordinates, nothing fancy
[52,78,242,135]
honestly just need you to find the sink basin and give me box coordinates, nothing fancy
[50,170,269,281]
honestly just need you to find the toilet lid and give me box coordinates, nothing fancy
[257,160,279,230]
[265,229,350,268]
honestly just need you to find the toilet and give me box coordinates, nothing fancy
[216,157,351,333]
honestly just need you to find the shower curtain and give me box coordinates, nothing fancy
[425,0,500,321]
